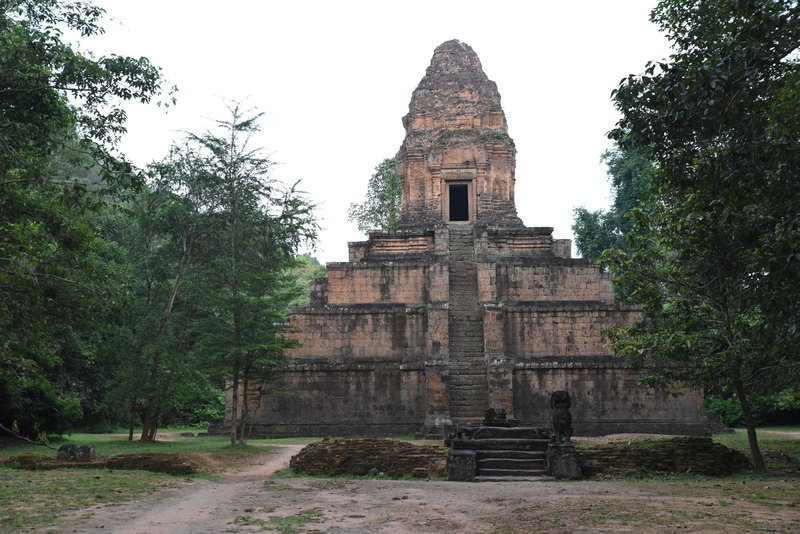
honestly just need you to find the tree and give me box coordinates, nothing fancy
[286,255,327,309]
[129,147,218,441]
[180,105,318,445]
[0,1,164,438]
[605,0,800,469]
[572,147,655,263]
[347,157,401,233]
[1,0,165,185]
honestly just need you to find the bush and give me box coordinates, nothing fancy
[706,390,800,428]
[705,395,744,427]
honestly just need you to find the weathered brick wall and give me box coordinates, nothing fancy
[495,262,615,304]
[326,264,427,305]
[348,241,368,262]
[249,363,426,436]
[513,365,709,435]
[287,307,429,361]
[289,438,447,479]
[552,239,572,258]
[503,304,640,357]
[482,227,553,256]
[308,278,328,306]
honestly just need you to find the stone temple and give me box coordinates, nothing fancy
[224,40,711,437]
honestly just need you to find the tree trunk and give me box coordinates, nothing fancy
[147,401,160,442]
[733,374,766,470]
[127,396,136,441]
[140,235,193,441]
[240,362,252,445]
[229,368,240,447]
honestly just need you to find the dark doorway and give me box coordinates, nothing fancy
[449,184,469,221]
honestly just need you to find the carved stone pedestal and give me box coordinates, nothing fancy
[547,442,583,479]
[446,449,477,481]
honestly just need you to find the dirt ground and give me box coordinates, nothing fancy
[51,441,800,534]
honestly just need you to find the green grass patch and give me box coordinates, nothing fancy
[252,437,320,446]
[0,430,290,531]
[713,430,800,470]
[0,431,282,461]
[0,467,183,531]
[745,426,800,433]
[232,508,324,533]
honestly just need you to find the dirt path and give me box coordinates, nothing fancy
[60,444,304,534]
[57,442,800,534]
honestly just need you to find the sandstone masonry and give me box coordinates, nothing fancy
[217,40,711,438]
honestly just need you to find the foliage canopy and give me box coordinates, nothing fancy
[605,0,800,469]
[0,0,165,438]
[347,157,401,233]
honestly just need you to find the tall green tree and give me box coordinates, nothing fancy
[572,147,655,263]
[605,0,800,469]
[0,0,164,438]
[127,147,218,441]
[1,0,164,185]
[179,105,318,445]
[286,255,327,309]
[347,157,401,233]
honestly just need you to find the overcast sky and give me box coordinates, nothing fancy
[90,0,671,264]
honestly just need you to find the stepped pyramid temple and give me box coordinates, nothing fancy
[222,40,711,437]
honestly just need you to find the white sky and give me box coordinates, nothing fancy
[89,0,671,264]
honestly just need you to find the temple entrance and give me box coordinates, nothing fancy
[449,184,469,221]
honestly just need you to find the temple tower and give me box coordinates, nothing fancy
[215,40,712,438]
[397,40,521,227]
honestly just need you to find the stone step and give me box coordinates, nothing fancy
[473,475,556,482]
[450,398,488,406]
[450,414,487,420]
[450,404,486,411]
[450,438,550,451]
[448,394,487,402]
[449,382,487,389]
[448,368,487,375]
[449,376,487,382]
[449,411,488,418]
[476,468,550,477]
[476,450,547,460]
[449,377,487,383]
[448,228,484,419]
[448,385,486,391]
[478,458,547,470]
[448,377,486,383]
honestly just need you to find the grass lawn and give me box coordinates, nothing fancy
[0,429,317,532]
[0,427,797,532]
[0,467,184,531]
[713,429,800,473]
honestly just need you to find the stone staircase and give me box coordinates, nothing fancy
[447,426,554,481]
[447,225,488,422]
[474,443,550,481]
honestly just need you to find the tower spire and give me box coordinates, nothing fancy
[397,40,521,227]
